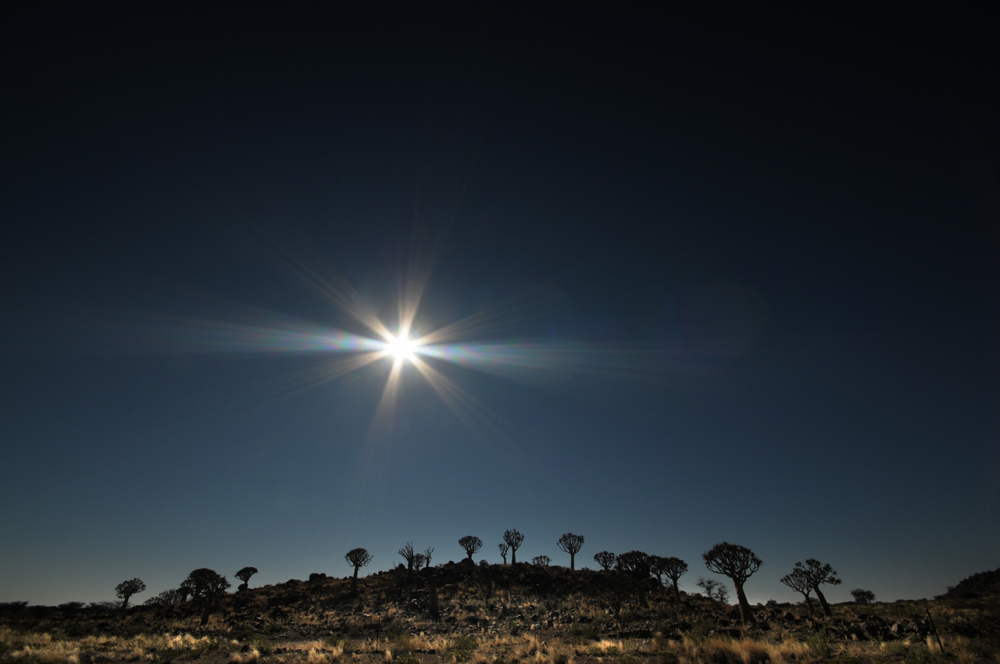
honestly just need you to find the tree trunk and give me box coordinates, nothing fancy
[800,593,814,616]
[734,582,756,623]
[814,586,832,617]
[511,550,516,564]
[429,578,441,622]
[570,553,575,570]
[351,566,359,596]
[120,596,130,612]
[672,578,680,602]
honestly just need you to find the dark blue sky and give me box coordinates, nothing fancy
[2,5,998,607]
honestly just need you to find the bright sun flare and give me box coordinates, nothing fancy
[386,333,417,361]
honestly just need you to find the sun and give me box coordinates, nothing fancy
[385,333,417,361]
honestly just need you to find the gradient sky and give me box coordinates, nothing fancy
[2,6,998,608]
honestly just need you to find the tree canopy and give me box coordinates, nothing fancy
[114,578,146,611]
[556,533,585,570]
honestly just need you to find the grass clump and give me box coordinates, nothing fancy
[450,635,479,662]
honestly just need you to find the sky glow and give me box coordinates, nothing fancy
[2,5,997,609]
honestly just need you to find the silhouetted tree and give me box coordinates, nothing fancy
[413,553,427,571]
[649,556,667,586]
[345,548,373,596]
[616,551,652,608]
[424,547,434,568]
[459,536,483,561]
[851,588,875,604]
[147,588,185,606]
[181,569,230,625]
[498,543,509,564]
[235,567,258,591]
[651,556,688,601]
[703,542,762,623]
[696,577,729,603]
[794,558,841,617]
[532,555,551,566]
[115,578,146,611]
[780,568,815,616]
[594,551,616,571]
[503,529,524,564]
[601,572,631,617]
[557,533,585,570]
[399,542,417,571]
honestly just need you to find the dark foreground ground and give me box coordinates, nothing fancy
[3,563,998,664]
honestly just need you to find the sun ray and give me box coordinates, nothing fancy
[365,356,406,445]
[408,354,513,442]
[265,351,389,402]
[260,225,395,341]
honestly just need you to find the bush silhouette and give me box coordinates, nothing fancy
[594,551,616,571]
[557,533,584,570]
[851,588,875,604]
[793,558,841,617]
[696,577,729,604]
[459,536,483,561]
[532,555,550,566]
[703,542,761,623]
[145,588,185,606]
[503,529,524,564]
[114,578,146,611]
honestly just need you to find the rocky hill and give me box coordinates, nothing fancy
[940,568,1000,600]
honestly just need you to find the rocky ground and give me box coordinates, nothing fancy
[3,562,998,664]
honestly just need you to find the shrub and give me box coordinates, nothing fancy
[450,635,478,662]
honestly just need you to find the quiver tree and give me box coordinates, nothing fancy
[851,588,875,604]
[594,550,616,571]
[498,543,509,564]
[458,536,483,561]
[616,550,653,608]
[399,542,417,571]
[424,547,434,568]
[235,567,258,591]
[532,555,551,566]
[413,553,427,571]
[651,556,688,601]
[503,529,524,564]
[345,547,373,596]
[557,533,585,570]
[703,542,762,623]
[780,568,815,616]
[794,558,841,617]
[181,568,230,625]
[115,578,146,611]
